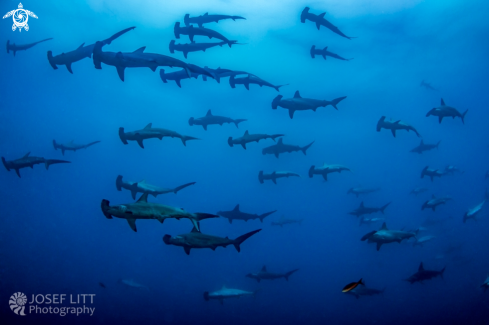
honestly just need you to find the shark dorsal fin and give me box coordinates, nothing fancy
[432,194,435,199]
[360,201,364,208]
[233,204,240,211]
[261,265,267,272]
[23,152,31,158]
[278,138,283,144]
[380,222,388,230]
[77,43,85,49]
[293,90,301,98]
[191,226,200,233]
[318,12,326,19]
[244,130,249,136]
[136,193,149,203]
[133,46,146,53]
[206,109,212,116]
[144,123,152,130]
[441,98,445,106]
[418,262,424,271]
[394,120,401,124]
[204,12,208,16]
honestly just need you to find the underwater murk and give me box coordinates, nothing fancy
[1,0,489,324]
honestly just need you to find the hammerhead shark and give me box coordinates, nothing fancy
[426,99,468,124]
[272,91,346,119]
[47,26,135,74]
[92,41,191,82]
[300,7,356,40]
[174,22,234,43]
[421,166,446,182]
[271,217,303,227]
[228,130,284,149]
[230,75,287,92]
[101,193,217,232]
[345,281,385,299]
[262,138,314,158]
[184,13,246,27]
[410,187,428,196]
[480,275,489,292]
[202,66,249,83]
[347,187,380,198]
[217,204,277,223]
[463,191,488,223]
[163,225,261,255]
[422,195,452,211]
[52,140,100,155]
[246,266,299,282]
[361,222,417,251]
[119,123,198,148]
[189,110,247,130]
[2,153,70,178]
[7,38,52,56]
[159,68,202,87]
[259,171,300,184]
[405,263,445,284]
[203,285,258,305]
[116,175,196,200]
[310,45,353,61]
[169,40,241,58]
[348,201,391,217]
[410,140,441,154]
[420,80,438,91]
[309,164,351,181]
[377,116,420,137]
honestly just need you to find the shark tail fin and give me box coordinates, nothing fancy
[330,96,347,110]
[181,135,199,146]
[301,141,314,155]
[233,229,261,252]
[52,139,59,150]
[274,84,288,92]
[272,95,283,110]
[310,45,316,59]
[173,182,196,194]
[461,109,468,124]
[259,210,277,222]
[234,119,247,128]
[116,175,123,191]
[284,269,299,281]
[101,199,113,219]
[308,165,315,178]
[45,159,70,170]
[194,213,219,222]
[380,202,391,214]
[119,127,128,144]
[2,157,10,171]
[85,141,101,149]
[258,171,264,184]
[47,51,58,70]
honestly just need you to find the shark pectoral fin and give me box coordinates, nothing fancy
[391,129,396,137]
[136,138,144,149]
[241,143,246,149]
[116,66,126,82]
[289,110,295,119]
[438,116,443,123]
[272,178,277,184]
[322,173,328,181]
[244,83,249,90]
[315,21,321,30]
[190,218,200,231]
[126,219,137,232]
[66,63,73,74]
[15,169,21,177]
[184,246,191,255]
[376,242,382,251]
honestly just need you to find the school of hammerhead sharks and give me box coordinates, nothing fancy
[4,7,489,303]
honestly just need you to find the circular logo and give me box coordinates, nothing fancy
[13,9,28,28]
[9,292,27,316]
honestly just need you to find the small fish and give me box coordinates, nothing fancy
[99,282,106,288]
[342,278,364,293]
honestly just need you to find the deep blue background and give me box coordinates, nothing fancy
[1,0,489,324]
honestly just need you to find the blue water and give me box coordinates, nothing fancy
[1,0,489,324]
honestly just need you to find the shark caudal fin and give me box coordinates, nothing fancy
[234,119,247,128]
[330,96,347,110]
[1,157,10,171]
[233,229,261,252]
[173,182,196,194]
[461,109,468,124]
[47,51,58,70]
[119,127,128,144]
[272,95,283,110]
[301,141,314,155]
[310,45,316,59]
[44,159,70,170]
[258,171,264,184]
[101,199,113,219]
[52,139,59,151]
[116,175,123,191]
[380,202,391,214]
[284,269,299,281]
[376,116,386,132]
[181,136,199,146]
[259,210,277,222]
[274,84,288,92]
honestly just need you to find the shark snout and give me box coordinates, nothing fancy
[162,235,172,245]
